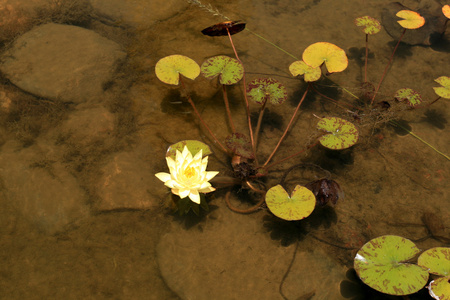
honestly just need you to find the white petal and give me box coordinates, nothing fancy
[155,172,171,183]
[205,171,219,181]
[164,180,176,189]
[166,157,176,170]
[179,189,190,199]
[171,188,180,196]
[199,186,215,193]
[189,190,200,204]
[182,146,192,160]
[193,149,203,161]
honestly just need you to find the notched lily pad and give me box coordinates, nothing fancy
[354,235,429,296]
[394,88,423,107]
[265,184,316,221]
[155,55,200,85]
[418,247,450,277]
[289,60,321,82]
[302,42,348,73]
[166,140,212,160]
[246,78,287,105]
[355,16,381,35]
[201,55,244,85]
[225,132,254,159]
[396,10,425,29]
[433,76,450,99]
[317,117,358,150]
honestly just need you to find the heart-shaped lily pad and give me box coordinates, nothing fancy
[289,60,321,82]
[302,42,348,73]
[354,16,381,35]
[225,132,254,159]
[354,235,429,296]
[443,5,450,19]
[394,88,422,107]
[155,55,200,85]
[246,78,287,105]
[265,185,316,221]
[166,140,212,160]
[201,55,244,85]
[317,117,358,150]
[396,10,425,29]
[427,276,450,300]
[433,76,450,99]
[418,247,450,277]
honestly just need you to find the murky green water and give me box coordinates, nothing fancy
[0,0,448,299]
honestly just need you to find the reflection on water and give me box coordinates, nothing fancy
[0,0,448,299]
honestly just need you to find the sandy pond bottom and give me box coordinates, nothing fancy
[0,0,449,299]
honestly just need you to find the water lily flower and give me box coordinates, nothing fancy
[155,146,219,204]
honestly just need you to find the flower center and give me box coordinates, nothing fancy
[184,166,197,178]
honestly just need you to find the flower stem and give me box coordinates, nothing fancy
[253,98,267,155]
[179,76,228,153]
[264,141,320,170]
[427,96,441,106]
[364,34,368,83]
[371,28,406,105]
[222,84,236,132]
[263,84,311,167]
[227,28,255,158]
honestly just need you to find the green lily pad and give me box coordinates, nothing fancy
[427,276,450,300]
[433,76,450,99]
[265,185,316,221]
[355,16,381,35]
[201,55,244,85]
[225,132,254,159]
[246,78,288,105]
[354,235,429,296]
[317,117,358,150]
[289,60,321,82]
[302,42,348,73]
[166,140,212,160]
[418,247,450,277]
[394,88,423,107]
[155,55,200,85]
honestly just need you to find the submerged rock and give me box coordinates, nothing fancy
[382,1,447,45]
[0,23,126,104]
[0,141,89,234]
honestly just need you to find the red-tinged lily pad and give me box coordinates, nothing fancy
[265,185,316,221]
[427,276,450,300]
[201,55,244,85]
[166,140,212,160]
[302,42,348,73]
[225,132,254,159]
[155,55,200,85]
[317,117,358,150]
[394,88,423,107]
[355,16,381,35]
[201,21,246,36]
[354,235,429,296]
[396,10,425,29]
[289,60,321,82]
[433,76,450,99]
[246,78,287,105]
[418,247,450,277]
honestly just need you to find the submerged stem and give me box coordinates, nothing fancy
[263,85,311,167]
[253,98,267,157]
[227,28,256,158]
[179,76,228,153]
[222,84,236,132]
[371,28,406,105]
[364,34,368,83]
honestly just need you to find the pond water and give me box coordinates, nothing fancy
[0,0,448,299]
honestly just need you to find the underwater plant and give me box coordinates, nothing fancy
[354,16,381,83]
[371,10,425,104]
